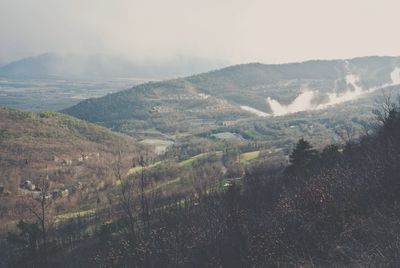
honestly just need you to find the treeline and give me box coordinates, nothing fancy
[5,100,400,267]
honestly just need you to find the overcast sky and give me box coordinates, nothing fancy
[0,0,399,64]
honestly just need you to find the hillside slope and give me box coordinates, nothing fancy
[63,56,400,136]
[0,108,142,199]
[7,100,400,267]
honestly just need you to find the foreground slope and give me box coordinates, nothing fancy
[5,101,400,267]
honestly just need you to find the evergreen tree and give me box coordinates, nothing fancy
[288,138,318,175]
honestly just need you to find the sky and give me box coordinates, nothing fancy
[0,0,399,65]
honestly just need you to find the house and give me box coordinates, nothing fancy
[3,190,11,196]
[61,189,69,197]
[51,188,69,199]
[39,192,51,200]
[20,180,36,191]
[78,154,89,162]
[62,159,72,166]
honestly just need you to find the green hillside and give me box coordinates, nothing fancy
[63,56,400,137]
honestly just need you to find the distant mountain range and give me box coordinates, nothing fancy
[62,56,400,136]
[0,53,228,79]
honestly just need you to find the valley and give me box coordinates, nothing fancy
[0,77,150,112]
[2,55,400,267]
[62,56,400,158]
[2,57,400,221]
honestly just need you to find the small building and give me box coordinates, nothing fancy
[78,154,89,162]
[62,159,72,166]
[52,188,69,199]
[20,180,36,191]
[61,189,69,197]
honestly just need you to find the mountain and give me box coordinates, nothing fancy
[62,56,400,136]
[0,53,227,79]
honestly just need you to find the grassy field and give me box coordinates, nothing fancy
[126,160,164,175]
[151,177,183,192]
[240,150,260,164]
[180,151,223,166]
[126,150,260,175]
[52,149,261,228]
[55,208,96,223]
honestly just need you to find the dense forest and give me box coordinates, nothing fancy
[2,99,400,267]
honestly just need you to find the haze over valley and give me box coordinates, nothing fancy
[0,53,227,111]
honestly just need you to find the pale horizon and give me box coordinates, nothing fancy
[1,0,400,65]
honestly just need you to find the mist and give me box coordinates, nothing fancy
[1,0,400,65]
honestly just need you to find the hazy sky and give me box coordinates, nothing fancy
[1,0,399,64]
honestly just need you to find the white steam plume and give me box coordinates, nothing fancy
[267,90,315,116]
[240,105,270,117]
[266,67,400,116]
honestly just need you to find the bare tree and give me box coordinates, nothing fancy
[334,120,356,143]
[23,168,54,267]
[114,151,137,244]
[373,90,398,126]
[136,153,151,268]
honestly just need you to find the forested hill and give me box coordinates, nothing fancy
[0,108,140,198]
[63,56,400,134]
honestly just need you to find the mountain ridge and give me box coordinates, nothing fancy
[62,56,400,136]
[0,53,228,80]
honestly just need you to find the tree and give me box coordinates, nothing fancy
[114,151,137,244]
[7,220,42,267]
[287,138,318,175]
[8,170,54,267]
[27,172,53,267]
[320,144,341,168]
